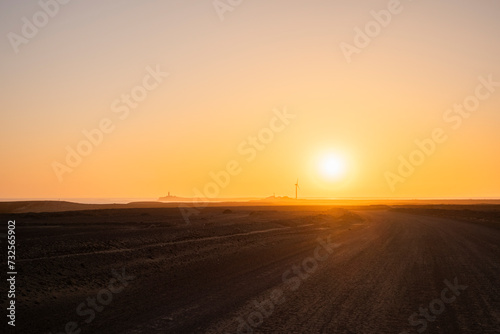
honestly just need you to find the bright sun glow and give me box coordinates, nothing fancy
[319,154,347,180]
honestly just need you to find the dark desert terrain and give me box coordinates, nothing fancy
[2,202,500,333]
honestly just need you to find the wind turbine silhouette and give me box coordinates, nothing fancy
[295,178,300,200]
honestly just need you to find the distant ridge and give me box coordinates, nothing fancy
[1,199,500,214]
[157,193,257,202]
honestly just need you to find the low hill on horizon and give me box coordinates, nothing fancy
[1,199,500,214]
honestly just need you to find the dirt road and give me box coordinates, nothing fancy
[8,207,500,333]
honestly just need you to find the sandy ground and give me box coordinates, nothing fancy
[1,205,499,333]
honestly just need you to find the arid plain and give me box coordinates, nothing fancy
[1,201,499,333]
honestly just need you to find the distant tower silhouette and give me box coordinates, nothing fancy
[295,179,300,199]
[168,191,170,197]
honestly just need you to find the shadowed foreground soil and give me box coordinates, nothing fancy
[2,205,499,333]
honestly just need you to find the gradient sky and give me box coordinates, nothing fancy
[1,0,500,199]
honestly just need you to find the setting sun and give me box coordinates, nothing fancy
[318,153,347,181]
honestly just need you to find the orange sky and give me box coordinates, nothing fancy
[1,1,499,199]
